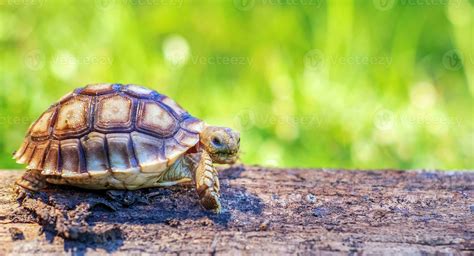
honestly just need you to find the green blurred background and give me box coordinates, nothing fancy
[0,0,472,170]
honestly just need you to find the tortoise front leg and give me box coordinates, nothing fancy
[194,151,221,213]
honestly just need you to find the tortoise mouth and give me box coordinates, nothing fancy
[212,150,239,164]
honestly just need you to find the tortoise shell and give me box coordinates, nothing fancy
[14,83,204,178]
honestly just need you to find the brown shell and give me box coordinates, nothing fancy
[14,83,204,177]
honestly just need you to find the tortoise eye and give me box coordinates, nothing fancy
[212,137,222,147]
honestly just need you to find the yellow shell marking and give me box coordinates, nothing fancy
[140,102,177,135]
[98,95,132,124]
[30,109,55,138]
[55,97,89,132]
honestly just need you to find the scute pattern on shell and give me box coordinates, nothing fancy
[14,83,204,177]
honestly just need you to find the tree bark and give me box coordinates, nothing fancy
[0,167,472,255]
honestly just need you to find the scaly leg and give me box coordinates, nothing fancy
[16,169,47,191]
[15,169,47,200]
[158,156,194,186]
[194,151,221,213]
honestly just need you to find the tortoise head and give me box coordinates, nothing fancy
[200,126,240,164]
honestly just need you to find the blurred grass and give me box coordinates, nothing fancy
[0,0,472,170]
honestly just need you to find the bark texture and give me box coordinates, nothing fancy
[0,167,473,255]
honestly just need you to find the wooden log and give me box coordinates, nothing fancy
[0,167,472,255]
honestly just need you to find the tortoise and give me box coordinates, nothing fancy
[14,83,240,213]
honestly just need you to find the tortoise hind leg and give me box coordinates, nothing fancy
[16,169,47,191]
[15,169,47,201]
